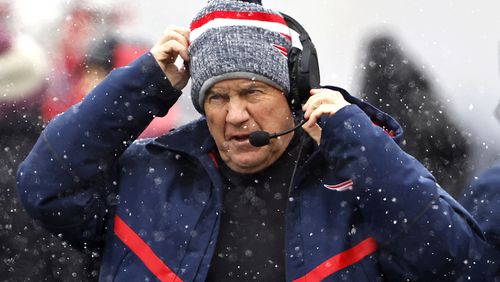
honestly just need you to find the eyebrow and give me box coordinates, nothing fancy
[240,82,267,91]
[206,81,269,97]
[206,88,228,97]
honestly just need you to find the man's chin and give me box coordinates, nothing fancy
[226,155,269,174]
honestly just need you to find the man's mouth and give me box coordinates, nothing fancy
[231,134,250,142]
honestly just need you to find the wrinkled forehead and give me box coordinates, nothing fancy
[208,78,277,92]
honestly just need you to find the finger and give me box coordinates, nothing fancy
[303,101,319,120]
[175,27,190,43]
[303,104,326,128]
[157,25,190,47]
[154,40,189,63]
[305,103,342,127]
[169,25,190,41]
[166,40,190,62]
[302,90,346,117]
[302,122,322,145]
[303,94,330,120]
[309,88,323,96]
[302,91,330,112]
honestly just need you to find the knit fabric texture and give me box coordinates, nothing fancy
[189,0,292,114]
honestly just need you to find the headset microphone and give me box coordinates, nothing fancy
[249,119,307,147]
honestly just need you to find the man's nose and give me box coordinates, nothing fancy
[226,98,250,126]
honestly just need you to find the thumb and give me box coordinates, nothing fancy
[302,122,322,145]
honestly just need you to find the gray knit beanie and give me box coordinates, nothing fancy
[189,0,292,114]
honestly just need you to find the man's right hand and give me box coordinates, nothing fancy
[150,25,190,90]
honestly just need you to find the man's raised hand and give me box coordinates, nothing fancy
[150,25,190,90]
[301,88,351,145]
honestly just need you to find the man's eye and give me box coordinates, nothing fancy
[247,89,263,96]
[208,94,226,103]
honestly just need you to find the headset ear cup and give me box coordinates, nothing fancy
[288,46,303,111]
[298,39,320,94]
[282,12,320,112]
[288,46,319,112]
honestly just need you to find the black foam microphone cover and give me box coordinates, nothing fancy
[249,131,272,147]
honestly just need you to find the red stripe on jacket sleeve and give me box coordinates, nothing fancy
[114,215,183,282]
[293,237,378,282]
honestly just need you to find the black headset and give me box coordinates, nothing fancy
[280,12,321,112]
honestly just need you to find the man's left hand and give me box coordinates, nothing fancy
[301,88,351,145]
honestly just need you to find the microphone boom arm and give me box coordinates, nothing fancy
[249,119,306,147]
[268,119,307,139]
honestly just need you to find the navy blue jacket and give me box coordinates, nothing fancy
[459,161,500,281]
[17,53,485,281]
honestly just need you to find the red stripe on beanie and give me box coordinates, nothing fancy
[191,10,287,30]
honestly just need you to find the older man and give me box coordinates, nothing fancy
[17,1,484,281]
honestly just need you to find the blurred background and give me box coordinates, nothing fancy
[2,0,500,280]
[12,0,500,169]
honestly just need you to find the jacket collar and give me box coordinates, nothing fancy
[146,117,216,155]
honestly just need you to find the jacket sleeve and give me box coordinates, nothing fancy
[16,53,181,249]
[459,162,500,280]
[319,104,486,281]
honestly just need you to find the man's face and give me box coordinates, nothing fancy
[204,78,295,174]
